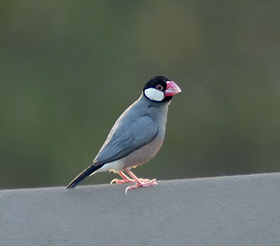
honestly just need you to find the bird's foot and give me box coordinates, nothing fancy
[125,179,157,194]
[110,178,134,184]
[110,171,135,184]
[136,178,157,184]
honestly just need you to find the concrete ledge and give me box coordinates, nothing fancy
[1,173,280,246]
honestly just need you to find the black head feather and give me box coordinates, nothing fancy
[143,76,173,103]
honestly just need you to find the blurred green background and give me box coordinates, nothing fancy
[1,1,280,189]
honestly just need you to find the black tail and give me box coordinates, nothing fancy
[66,163,104,189]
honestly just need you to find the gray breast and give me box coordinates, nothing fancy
[121,134,164,169]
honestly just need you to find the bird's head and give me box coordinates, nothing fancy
[143,76,181,103]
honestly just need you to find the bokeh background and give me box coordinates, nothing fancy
[1,1,280,189]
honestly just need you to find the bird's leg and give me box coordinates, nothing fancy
[110,171,134,184]
[124,168,157,193]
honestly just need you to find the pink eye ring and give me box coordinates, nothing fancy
[156,84,164,91]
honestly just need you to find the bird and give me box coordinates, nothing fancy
[66,76,181,193]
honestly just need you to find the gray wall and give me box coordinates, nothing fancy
[1,173,280,246]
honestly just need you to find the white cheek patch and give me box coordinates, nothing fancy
[144,88,164,102]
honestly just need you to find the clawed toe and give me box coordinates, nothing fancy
[110,179,122,184]
[125,179,157,194]
[138,178,157,184]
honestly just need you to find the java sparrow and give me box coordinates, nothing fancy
[66,76,181,192]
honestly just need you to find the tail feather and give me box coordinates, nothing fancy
[66,163,104,189]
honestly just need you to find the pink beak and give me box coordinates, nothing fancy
[165,81,181,97]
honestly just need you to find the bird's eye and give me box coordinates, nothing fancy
[156,84,164,91]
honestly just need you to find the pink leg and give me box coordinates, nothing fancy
[110,171,134,184]
[124,168,157,193]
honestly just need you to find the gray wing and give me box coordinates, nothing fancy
[94,114,158,164]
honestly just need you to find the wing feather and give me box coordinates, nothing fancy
[94,114,158,164]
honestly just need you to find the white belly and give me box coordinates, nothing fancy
[95,137,163,173]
